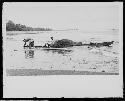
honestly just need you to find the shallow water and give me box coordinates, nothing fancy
[4,30,119,74]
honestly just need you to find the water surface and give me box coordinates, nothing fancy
[4,30,119,75]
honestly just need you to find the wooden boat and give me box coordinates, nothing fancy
[23,38,73,51]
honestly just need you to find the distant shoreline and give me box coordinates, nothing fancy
[6,31,47,35]
[6,29,119,34]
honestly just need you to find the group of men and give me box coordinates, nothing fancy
[23,37,54,48]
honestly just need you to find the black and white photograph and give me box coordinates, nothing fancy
[3,2,123,98]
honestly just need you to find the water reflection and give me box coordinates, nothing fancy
[44,49,73,55]
[24,48,73,59]
[25,49,34,59]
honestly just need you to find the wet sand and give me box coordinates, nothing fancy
[6,69,119,76]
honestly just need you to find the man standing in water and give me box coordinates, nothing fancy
[23,38,34,48]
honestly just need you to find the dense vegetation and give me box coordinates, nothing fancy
[51,39,74,48]
[6,20,52,31]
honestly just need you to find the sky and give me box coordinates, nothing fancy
[3,2,120,30]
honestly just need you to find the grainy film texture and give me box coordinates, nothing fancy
[4,3,120,76]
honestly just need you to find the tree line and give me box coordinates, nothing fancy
[6,20,52,31]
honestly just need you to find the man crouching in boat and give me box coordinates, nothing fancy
[23,38,34,48]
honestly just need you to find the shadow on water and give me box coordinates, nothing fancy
[44,49,73,55]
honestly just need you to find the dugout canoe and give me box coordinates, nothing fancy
[23,46,72,51]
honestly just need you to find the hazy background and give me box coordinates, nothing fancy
[3,2,119,31]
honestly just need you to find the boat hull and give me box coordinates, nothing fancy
[23,46,72,51]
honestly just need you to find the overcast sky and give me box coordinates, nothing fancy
[3,2,120,30]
